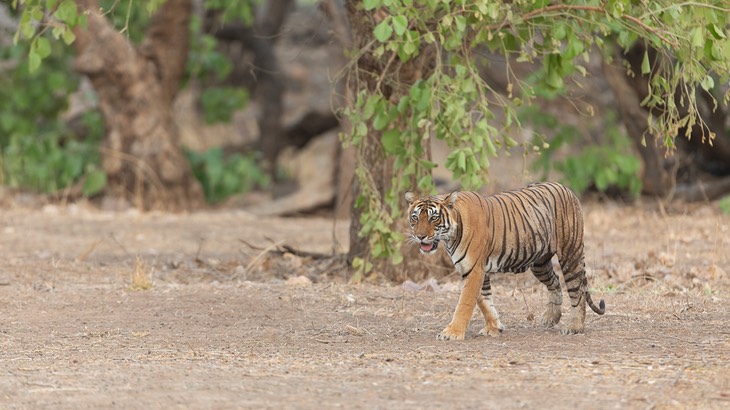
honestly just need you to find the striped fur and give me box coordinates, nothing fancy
[405,182,605,340]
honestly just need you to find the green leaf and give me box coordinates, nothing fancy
[363,95,379,120]
[416,84,431,110]
[372,108,392,131]
[32,7,44,21]
[690,27,704,48]
[20,11,35,39]
[62,28,76,45]
[485,137,496,156]
[55,0,78,25]
[441,15,452,28]
[392,15,408,36]
[417,174,432,191]
[35,37,51,58]
[708,24,726,40]
[641,50,651,75]
[545,69,563,89]
[402,40,417,57]
[381,129,401,153]
[364,0,381,10]
[83,170,107,196]
[454,15,466,33]
[700,75,715,92]
[373,19,393,42]
[28,50,41,73]
[457,150,466,171]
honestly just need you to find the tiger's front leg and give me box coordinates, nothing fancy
[476,273,504,337]
[438,268,484,340]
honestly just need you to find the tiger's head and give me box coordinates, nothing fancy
[405,191,458,255]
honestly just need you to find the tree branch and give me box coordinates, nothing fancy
[512,4,677,47]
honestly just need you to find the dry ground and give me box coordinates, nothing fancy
[0,200,729,409]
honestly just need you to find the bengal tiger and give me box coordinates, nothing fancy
[405,182,605,340]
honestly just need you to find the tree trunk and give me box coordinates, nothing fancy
[73,0,203,210]
[344,1,452,282]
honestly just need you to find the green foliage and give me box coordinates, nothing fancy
[349,256,374,283]
[205,0,256,25]
[185,12,251,124]
[186,148,269,203]
[2,128,104,195]
[199,87,249,124]
[0,36,105,194]
[13,0,83,71]
[527,109,642,197]
[7,0,257,197]
[186,16,234,82]
[719,197,730,215]
[346,0,730,269]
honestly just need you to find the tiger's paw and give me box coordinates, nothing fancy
[559,325,584,335]
[478,323,504,337]
[437,325,465,341]
[539,306,562,328]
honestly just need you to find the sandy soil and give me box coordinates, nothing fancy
[0,200,729,409]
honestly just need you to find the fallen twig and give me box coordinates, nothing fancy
[239,236,337,259]
[241,240,284,278]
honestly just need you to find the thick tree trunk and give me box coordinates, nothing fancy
[344,1,451,282]
[73,0,203,210]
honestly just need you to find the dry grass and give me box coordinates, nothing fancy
[128,256,154,291]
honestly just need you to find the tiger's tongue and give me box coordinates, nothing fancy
[420,243,434,251]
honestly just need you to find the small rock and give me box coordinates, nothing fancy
[402,280,422,292]
[286,275,312,287]
[440,282,462,293]
[402,278,443,292]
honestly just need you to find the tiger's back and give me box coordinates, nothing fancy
[453,182,584,275]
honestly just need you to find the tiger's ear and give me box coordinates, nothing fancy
[405,191,416,205]
[443,191,458,209]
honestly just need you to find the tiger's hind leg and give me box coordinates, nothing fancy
[560,257,588,334]
[531,255,562,327]
[477,273,504,337]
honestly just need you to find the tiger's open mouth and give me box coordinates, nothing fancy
[419,240,439,253]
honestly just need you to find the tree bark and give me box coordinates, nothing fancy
[73,0,203,210]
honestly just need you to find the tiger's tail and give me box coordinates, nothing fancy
[586,291,606,315]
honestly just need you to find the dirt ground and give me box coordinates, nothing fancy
[0,198,729,409]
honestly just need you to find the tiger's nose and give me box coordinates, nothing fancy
[416,234,427,241]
